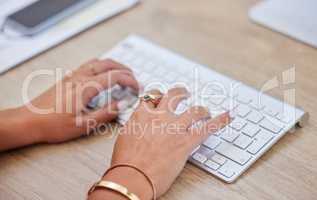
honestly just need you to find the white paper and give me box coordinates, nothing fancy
[0,0,139,74]
[249,0,317,48]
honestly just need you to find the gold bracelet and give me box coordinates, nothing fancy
[88,180,140,200]
[104,164,157,200]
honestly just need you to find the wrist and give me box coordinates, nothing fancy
[19,106,45,144]
[17,106,45,143]
[89,166,153,200]
[11,106,44,144]
[0,107,43,151]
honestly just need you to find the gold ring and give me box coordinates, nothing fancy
[141,93,163,107]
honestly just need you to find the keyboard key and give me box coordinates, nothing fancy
[165,72,178,83]
[247,111,264,124]
[259,118,283,134]
[138,73,151,84]
[211,154,227,165]
[155,68,167,76]
[205,160,220,170]
[192,153,207,163]
[234,134,253,149]
[247,130,274,155]
[249,101,265,110]
[264,108,278,117]
[218,163,235,178]
[203,136,221,149]
[120,52,135,63]
[242,123,260,137]
[176,76,192,85]
[130,57,145,67]
[133,67,143,75]
[229,118,247,131]
[209,97,226,106]
[213,128,225,136]
[215,142,252,165]
[221,129,240,143]
[236,95,252,104]
[276,113,291,124]
[235,104,251,118]
[256,129,274,140]
[221,99,239,110]
[143,61,156,71]
[121,42,135,50]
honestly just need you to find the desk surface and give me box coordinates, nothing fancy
[1,0,317,199]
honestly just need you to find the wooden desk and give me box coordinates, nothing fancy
[1,0,316,199]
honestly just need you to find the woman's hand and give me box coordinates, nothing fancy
[25,59,139,143]
[0,59,139,151]
[90,88,231,200]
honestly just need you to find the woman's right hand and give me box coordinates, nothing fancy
[90,87,231,200]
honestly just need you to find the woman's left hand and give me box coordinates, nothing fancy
[19,59,139,144]
[30,60,139,143]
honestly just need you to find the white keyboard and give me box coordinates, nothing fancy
[96,35,308,183]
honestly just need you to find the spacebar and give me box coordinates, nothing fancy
[215,143,252,165]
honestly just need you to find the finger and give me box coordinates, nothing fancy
[84,101,119,126]
[93,59,133,75]
[82,70,139,107]
[139,89,163,110]
[187,111,231,148]
[80,59,133,76]
[91,70,140,92]
[157,87,189,112]
[177,106,210,128]
[78,59,100,75]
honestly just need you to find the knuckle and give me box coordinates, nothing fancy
[167,87,188,98]
[170,87,188,94]
[86,59,99,67]
[148,89,163,95]
[190,106,209,116]
[80,60,99,72]
[104,59,127,68]
[105,58,118,64]
[102,59,116,66]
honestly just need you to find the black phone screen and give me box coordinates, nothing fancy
[8,0,84,28]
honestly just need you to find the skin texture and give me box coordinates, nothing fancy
[0,59,231,200]
[90,88,231,200]
[0,59,140,151]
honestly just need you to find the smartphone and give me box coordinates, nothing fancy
[3,0,96,36]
